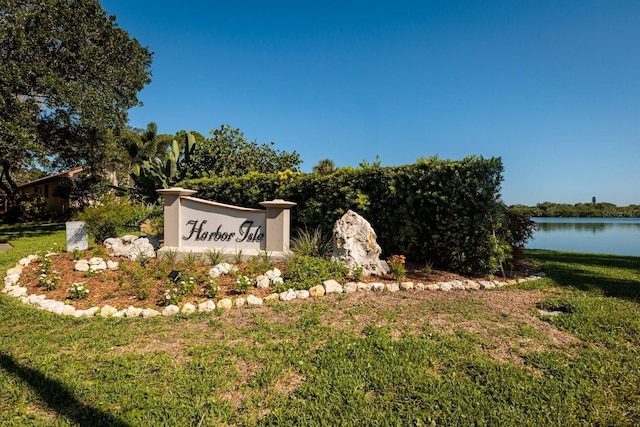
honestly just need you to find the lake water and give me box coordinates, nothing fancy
[526,217,640,256]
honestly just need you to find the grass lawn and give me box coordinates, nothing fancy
[1,224,640,426]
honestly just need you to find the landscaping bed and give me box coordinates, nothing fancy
[15,247,480,311]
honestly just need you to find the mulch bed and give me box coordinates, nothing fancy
[15,249,536,311]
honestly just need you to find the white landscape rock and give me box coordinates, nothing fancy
[19,255,38,266]
[234,298,246,307]
[343,282,358,293]
[125,306,143,317]
[27,294,46,305]
[357,282,373,291]
[181,303,197,314]
[74,260,90,272]
[280,289,297,302]
[142,308,160,318]
[465,280,481,290]
[100,305,118,317]
[198,300,216,312]
[162,305,180,316]
[247,294,263,305]
[385,283,400,292]
[371,282,385,292]
[400,282,414,291]
[415,283,425,290]
[255,275,270,289]
[450,280,465,290]
[479,281,496,289]
[8,286,27,298]
[73,307,99,318]
[308,285,325,298]
[439,282,453,292]
[332,210,390,277]
[217,298,233,310]
[4,273,20,286]
[90,261,107,271]
[294,290,310,300]
[104,236,159,259]
[61,305,76,316]
[6,266,23,276]
[107,260,119,270]
[264,293,280,302]
[209,263,238,278]
[323,280,343,294]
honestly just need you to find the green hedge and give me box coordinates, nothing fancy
[180,156,505,274]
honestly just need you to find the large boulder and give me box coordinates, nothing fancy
[104,235,160,259]
[332,210,389,276]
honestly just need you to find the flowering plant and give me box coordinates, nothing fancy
[203,279,220,299]
[163,276,197,305]
[234,275,253,294]
[38,270,60,291]
[387,254,406,284]
[68,282,90,300]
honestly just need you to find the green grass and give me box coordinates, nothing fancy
[0,222,67,272]
[1,228,640,425]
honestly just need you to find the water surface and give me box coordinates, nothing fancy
[526,217,640,256]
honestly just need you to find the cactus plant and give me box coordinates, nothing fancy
[130,132,198,202]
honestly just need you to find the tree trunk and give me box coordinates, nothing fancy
[0,160,20,206]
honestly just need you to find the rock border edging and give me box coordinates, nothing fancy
[2,254,546,318]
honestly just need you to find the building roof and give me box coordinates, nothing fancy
[17,167,85,189]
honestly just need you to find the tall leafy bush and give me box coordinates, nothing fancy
[76,196,157,243]
[180,156,506,274]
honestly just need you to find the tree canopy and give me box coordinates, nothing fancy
[0,0,153,201]
[312,158,336,175]
[180,124,302,179]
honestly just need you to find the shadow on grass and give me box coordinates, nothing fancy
[527,249,640,301]
[0,222,65,241]
[0,352,130,426]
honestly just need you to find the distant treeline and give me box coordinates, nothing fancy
[509,202,640,218]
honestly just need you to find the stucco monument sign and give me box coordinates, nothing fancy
[157,188,296,261]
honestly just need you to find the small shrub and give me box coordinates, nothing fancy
[134,249,152,267]
[351,263,364,281]
[68,282,90,300]
[38,271,60,291]
[284,255,349,290]
[72,248,83,260]
[387,255,406,284]
[77,196,154,243]
[244,253,275,278]
[233,249,244,264]
[91,245,108,259]
[204,247,224,265]
[84,268,99,278]
[203,279,220,299]
[424,260,433,275]
[133,281,152,300]
[183,251,201,269]
[234,275,253,294]
[163,276,197,305]
[161,248,179,268]
[290,227,332,258]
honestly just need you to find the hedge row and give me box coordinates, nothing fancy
[179,156,506,274]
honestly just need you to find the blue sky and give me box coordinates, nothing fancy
[100,0,640,206]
